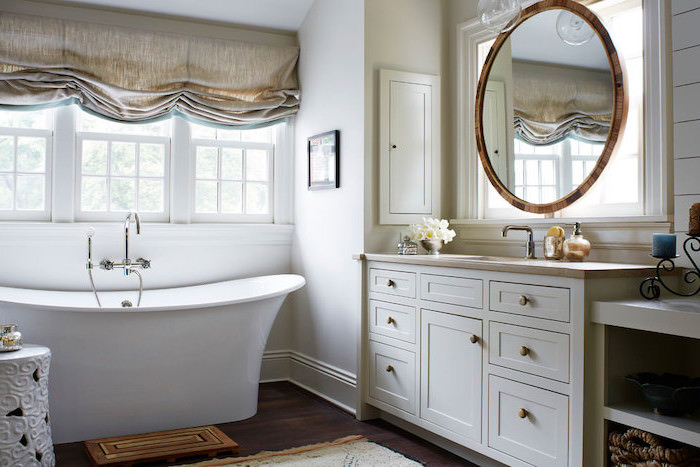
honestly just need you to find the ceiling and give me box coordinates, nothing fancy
[510,10,610,71]
[52,0,315,31]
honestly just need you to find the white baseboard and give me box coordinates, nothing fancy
[261,350,357,415]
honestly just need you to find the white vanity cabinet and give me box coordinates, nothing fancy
[359,255,654,467]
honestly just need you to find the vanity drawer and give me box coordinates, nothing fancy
[490,281,570,322]
[489,322,570,383]
[368,340,416,414]
[420,274,483,309]
[488,376,568,467]
[369,268,416,298]
[369,300,416,343]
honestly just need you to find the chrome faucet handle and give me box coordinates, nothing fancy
[100,259,114,271]
[136,258,151,269]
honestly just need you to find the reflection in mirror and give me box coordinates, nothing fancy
[482,8,613,205]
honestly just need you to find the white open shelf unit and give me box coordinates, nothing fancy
[592,298,700,447]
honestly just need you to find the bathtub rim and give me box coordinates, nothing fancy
[0,273,305,312]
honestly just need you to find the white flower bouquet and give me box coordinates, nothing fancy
[409,217,456,243]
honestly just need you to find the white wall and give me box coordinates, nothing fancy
[364,0,446,253]
[671,3,700,266]
[291,0,365,408]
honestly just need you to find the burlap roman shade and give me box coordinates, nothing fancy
[0,13,300,126]
[512,60,613,145]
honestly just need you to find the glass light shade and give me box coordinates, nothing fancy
[478,0,522,33]
[556,10,595,45]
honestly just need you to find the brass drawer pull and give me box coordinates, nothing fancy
[386,316,396,325]
[469,334,479,344]
[386,279,395,287]
[518,408,528,419]
[519,295,529,306]
[519,345,530,356]
[385,365,394,373]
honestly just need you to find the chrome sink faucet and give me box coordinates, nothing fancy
[502,225,536,259]
[100,211,151,276]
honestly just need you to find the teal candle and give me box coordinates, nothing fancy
[652,233,676,258]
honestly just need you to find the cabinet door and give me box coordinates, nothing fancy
[379,69,440,224]
[420,310,482,442]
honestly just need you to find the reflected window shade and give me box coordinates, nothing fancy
[0,13,299,127]
[512,61,612,145]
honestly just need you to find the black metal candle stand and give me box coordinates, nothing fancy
[640,234,700,300]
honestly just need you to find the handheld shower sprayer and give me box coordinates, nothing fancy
[85,226,102,308]
[86,227,96,270]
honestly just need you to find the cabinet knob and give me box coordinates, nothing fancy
[391,144,397,149]
[519,345,530,356]
[385,365,394,373]
[386,279,395,287]
[518,408,528,419]
[387,316,396,325]
[519,295,529,306]
[469,334,479,344]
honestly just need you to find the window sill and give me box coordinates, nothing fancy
[0,222,294,246]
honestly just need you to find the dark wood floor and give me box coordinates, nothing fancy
[54,381,477,466]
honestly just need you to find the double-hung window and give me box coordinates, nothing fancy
[191,123,274,223]
[0,104,284,224]
[76,112,170,222]
[461,0,664,221]
[0,109,53,221]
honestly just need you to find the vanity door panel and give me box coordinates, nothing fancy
[369,268,416,298]
[490,281,570,322]
[489,322,570,383]
[368,340,416,414]
[369,300,416,344]
[420,309,482,442]
[489,375,569,467]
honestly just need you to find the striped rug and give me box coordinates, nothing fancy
[174,435,422,466]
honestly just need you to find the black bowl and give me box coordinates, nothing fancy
[626,373,700,416]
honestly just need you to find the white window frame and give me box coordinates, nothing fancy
[457,0,669,223]
[0,104,292,225]
[189,138,274,223]
[74,131,171,223]
[0,124,53,221]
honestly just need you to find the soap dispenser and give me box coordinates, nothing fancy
[563,222,591,261]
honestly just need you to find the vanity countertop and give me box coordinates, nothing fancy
[354,253,658,279]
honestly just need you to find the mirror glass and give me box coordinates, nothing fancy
[480,7,615,207]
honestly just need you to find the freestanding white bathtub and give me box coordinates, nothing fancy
[0,274,305,443]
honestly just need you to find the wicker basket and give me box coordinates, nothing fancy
[608,428,700,466]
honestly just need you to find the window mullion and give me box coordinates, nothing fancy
[53,105,75,222]
[241,148,247,215]
[171,117,190,223]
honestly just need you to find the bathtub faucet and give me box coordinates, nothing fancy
[99,212,151,276]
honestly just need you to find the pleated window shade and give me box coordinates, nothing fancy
[0,13,300,126]
[512,60,613,145]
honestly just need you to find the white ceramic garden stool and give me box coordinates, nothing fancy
[0,345,55,466]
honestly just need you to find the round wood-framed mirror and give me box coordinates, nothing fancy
[475,0,627,214]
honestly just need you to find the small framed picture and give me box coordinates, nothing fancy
[308,130,339,190]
